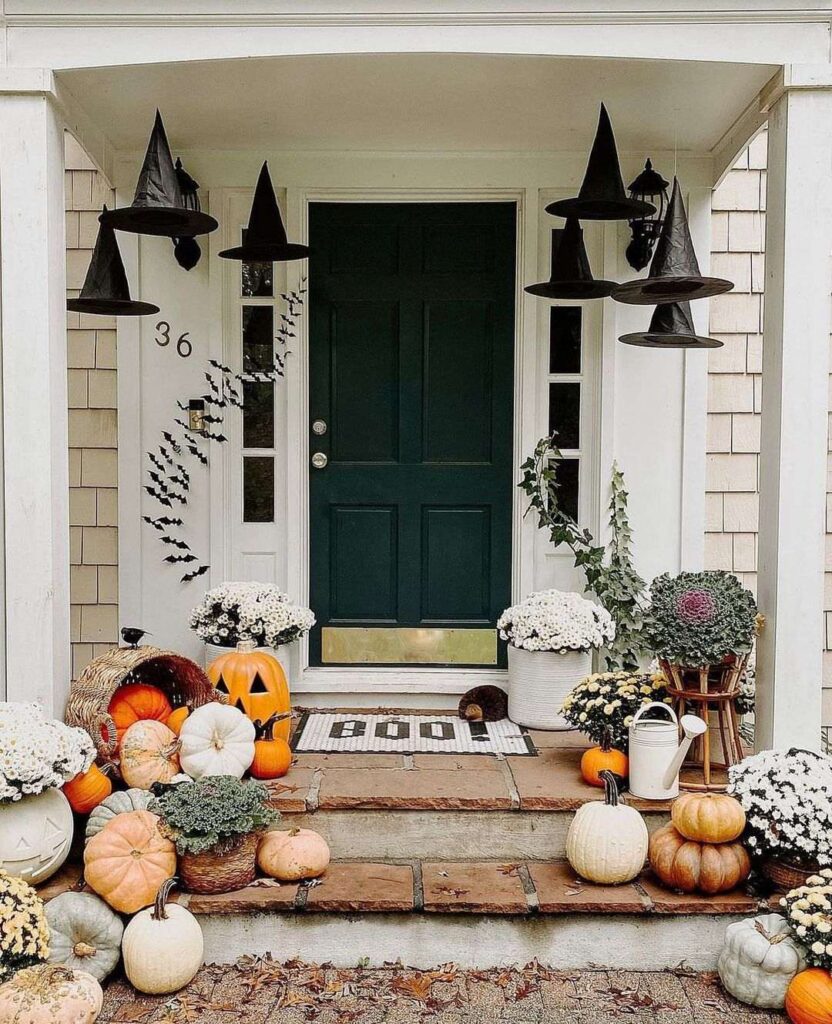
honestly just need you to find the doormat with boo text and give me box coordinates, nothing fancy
[291,712,537,756]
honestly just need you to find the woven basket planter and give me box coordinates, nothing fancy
[179,832,260,894]
[760,857,820,894]
[65,645,220,774]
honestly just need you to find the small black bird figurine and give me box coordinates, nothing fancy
[121,626,150,648]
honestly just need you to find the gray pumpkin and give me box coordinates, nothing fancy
[45,892,124,981]
[84,788,152,841]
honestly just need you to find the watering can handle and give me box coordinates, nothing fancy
[631,701,678,727]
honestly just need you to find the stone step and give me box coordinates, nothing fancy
[42,859,763,972]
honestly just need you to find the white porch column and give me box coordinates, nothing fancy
[756,67,832,750]
[0,73,70,713]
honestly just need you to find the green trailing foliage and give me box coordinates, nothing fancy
[645,570,757,666]
[518,435,647,670]
[151,775,279,856]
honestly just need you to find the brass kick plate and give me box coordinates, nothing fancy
[321,627,498,665]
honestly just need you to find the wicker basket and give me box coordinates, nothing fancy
[760,857,819,894]
[65,645,220,771]
[179,833,259,894]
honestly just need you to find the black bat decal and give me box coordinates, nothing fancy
[144,485,172,507]
[169,472,190,490]
[162,431,182,453]
[147,451,166,473]
[142,515,183,531]
[164,552,197,564]
[203,430,228,443]
[160,534,191,550]
[181,564,210,583]
[148,470,172,492]
[183,440,208,464]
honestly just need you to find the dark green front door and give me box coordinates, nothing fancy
[309,202,516,667]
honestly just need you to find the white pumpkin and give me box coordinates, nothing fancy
[718,913,807,1008]
[85,788,153,841]
[45,891,124,981]
[178,703,255,779]
[122,879,204,994]
[566,771,648,884]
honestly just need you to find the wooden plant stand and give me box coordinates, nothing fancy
[660,658,747,792]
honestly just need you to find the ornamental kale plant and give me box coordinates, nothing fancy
[519,436,647,670]
[646,570,757,666]
[151,776,278,855]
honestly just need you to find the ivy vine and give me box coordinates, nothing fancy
[518,435,647,670]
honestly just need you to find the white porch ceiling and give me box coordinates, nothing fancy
[58,53,775,157]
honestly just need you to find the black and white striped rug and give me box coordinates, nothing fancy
[292,712,536,757]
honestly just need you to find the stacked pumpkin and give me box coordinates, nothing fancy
[649,792,751,894]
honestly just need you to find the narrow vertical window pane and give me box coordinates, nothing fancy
[243,456,274,522]
[548,382,581,449]
[549,307,582,374]
[242,380,274,449]
[553,457,580,521]
[242,306,274,372]
[241,229,273,296]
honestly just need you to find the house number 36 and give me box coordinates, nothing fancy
[155,321,193,358]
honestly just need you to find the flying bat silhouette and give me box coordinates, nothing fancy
[160,535,191,550]
[144,485,172,507]
[181,564,210,583]
[164,553,197,564]
[142,515,184,531]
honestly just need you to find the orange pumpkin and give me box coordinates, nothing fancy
[208,643,290,735]
[84,810,176,914]
[671,792,746,844]
[580,729,628,788]
[108,683,173,744]
[165,707,190,736]
[786,969,832,1024]
[63,763,113,815]
[119,720,181,790]
[250,714,293,780]
[648,823,751,895]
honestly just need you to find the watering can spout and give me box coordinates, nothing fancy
[661,714,708,790]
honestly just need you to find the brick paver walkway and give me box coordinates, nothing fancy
[98,961,785,1022]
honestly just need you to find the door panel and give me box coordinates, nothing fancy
[309,202,516,667]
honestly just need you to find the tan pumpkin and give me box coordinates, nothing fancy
[648,823,751,894]
[119,719,181,790]
[257,827,331,881]
[0,965,103,1024]
[786,968,832,1024]
[83,809,176,914]
[671,792,746,844]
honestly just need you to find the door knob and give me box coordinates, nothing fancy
[311,452,328,469]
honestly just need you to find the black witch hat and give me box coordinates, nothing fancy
[613,178,733,304]
[524,218,616,299]
[219,162,309,262]
[619,301,722,349]
[101,111,218,238]
[67,210,160,317]
[546,105,656,221]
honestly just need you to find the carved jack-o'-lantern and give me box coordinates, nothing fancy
[207,641,291,739]
[0,788,74,884]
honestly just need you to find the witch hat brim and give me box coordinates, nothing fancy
[619,302,723,348]
[67,211,160,317]
[101,111,218,239]
[219,162,310,262]
[546,104,656,221]
[524,218,616,299]
[613,178,733,304]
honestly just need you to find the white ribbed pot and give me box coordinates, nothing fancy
[507,646,592,731]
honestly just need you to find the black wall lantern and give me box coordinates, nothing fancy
[625,159,669,271]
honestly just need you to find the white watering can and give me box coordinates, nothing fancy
[628,702,708,800]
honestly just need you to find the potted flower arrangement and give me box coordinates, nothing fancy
[0,870,49,981]
[189,582,315,664]
[645,570,757,693]
[729,748,832,891]
[497,589,615,730]
[151,775,278,894]
[780,870,832,1020]
[561,670,672,780]
[0,702,95,883]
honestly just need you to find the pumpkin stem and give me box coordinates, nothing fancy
[600,770,620,807]
[151,876,178,921]
[236,639,258,653]
[162,738,182,759]
[72,941,97,959]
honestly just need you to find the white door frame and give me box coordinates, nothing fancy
[285,187,532,695]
